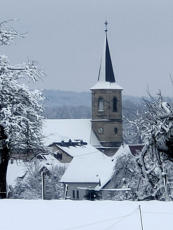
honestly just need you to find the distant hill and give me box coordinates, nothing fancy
[43,89,91,107]
[42,90,91,119]
[42,89,144,119]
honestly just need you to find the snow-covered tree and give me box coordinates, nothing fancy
[0,20,44,198]
[112,92,173,201]
[9,162,65,200]
[136,92,173,200]
[123,98,146,144]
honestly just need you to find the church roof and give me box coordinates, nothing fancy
[91,27,123,90]
[42,119,101,147]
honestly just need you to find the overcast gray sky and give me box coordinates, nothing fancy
[0,0,173,96]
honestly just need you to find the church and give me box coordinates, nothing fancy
[42,23,142,200]
[44,22,123,156]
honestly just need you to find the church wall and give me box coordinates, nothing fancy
[92,120,123,146]
[92,89,122,120]
[91,89,123,147]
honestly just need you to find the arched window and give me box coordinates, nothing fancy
[113,97,118,112]
[98,97,104,111]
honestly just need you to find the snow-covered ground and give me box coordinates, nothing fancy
[0,200,173,230]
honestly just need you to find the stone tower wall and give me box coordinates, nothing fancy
[91,89,123,147]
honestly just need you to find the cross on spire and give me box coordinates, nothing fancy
[104,21,108,33]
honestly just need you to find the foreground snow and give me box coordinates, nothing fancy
[0,200,173,230]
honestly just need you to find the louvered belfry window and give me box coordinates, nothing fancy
[113,97,117,112]
[98,97,104,111]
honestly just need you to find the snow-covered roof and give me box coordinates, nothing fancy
[60,144,115,189]
[7,154,66,188]
[7,160,28,187]
[55,142,98,158]
[42,119,100,147]
[61,144,135,190]
[90,81,123,90]
[36,153,67,171]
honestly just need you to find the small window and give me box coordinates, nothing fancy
[72,190,75,199]
[57,153,62,160]
[114,127,118,135]
[77,190,79,199]
[98,97,104,111]
[113,97,118,112]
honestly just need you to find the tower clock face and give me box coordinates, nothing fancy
[98,127,104,134]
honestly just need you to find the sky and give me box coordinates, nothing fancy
[0,0,173,96]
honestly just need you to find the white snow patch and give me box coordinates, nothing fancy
[90,81,123,90]
[0,200,173,230]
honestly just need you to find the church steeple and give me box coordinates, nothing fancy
[90,22,123,153]
[98,21,115,83]
[91,22,122,90]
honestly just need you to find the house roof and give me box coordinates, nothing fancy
[52,141,93,158]
[7,153,66,188]
[42,119,100,147]
[60,144,141,190]
[60,144,115,189]
[7,160,28,187]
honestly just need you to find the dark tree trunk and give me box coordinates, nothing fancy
[0,126,9,199]
[0,148,9,198]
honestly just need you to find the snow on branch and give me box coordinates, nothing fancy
[0,56,45,83]
[0,19,24,46]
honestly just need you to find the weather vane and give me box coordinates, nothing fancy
[104,21,108,33]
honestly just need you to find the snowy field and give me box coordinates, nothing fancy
[0,200,173,230]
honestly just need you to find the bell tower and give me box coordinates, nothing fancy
[90,22,123,152]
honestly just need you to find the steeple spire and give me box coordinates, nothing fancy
[98,21,115,83]
[91,22,123,90]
